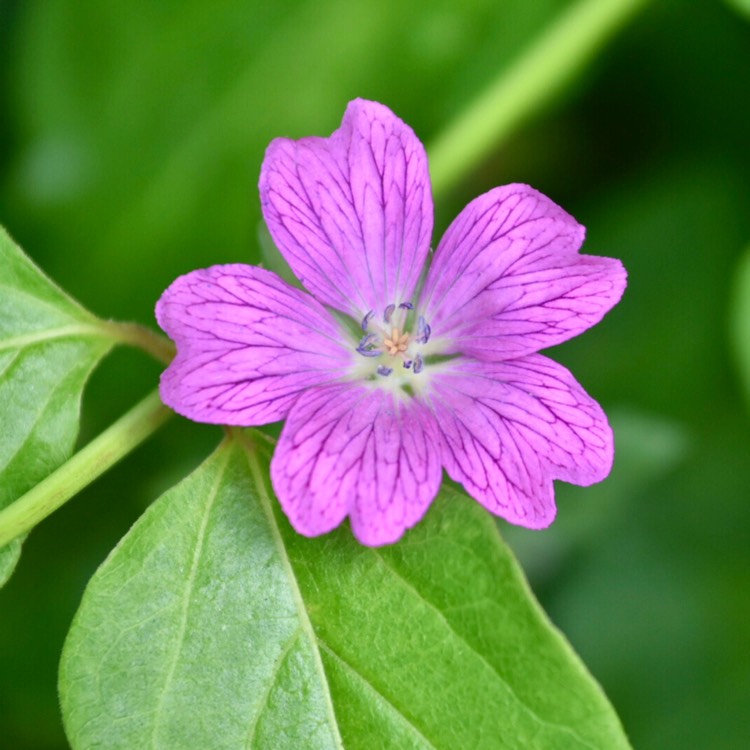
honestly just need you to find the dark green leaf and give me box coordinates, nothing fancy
[0,227,114,581]
[61,434,631,749]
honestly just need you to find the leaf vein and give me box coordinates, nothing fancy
[244,626,303,749]
[0,324,110,353]
[0,351,102,477]
[372,551,597,747]
[147,449,229,748]
[317,639,439,750]
[242,441,345,750]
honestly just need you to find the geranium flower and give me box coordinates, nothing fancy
[156,99,626,546]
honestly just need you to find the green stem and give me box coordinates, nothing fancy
[428,0,649,197]
[0,390,172,548]
[101,320,176,365]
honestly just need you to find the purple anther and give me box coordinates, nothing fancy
[416,315,431,344]
[361,309,374,331]
[398,302,414,310]
[413,353,424,374]
[383,303,396,323]
[356,333,380,357]
[376,365,393,376]
[403,360,412,370]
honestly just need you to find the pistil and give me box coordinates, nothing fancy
[383,328,409,355]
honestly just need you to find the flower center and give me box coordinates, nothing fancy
[383,328,409,355]
[354,302,432,385]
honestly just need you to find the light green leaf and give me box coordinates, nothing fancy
[61,435,631,749]
[0,227,114,579]
[285,489,631,750]
[60,438,343,750]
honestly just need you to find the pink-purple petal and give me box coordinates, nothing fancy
[271,383,442,546]
[420,184,626,360]
[260,99,433,318]
[156,265,352,425]
[425,355,613,528]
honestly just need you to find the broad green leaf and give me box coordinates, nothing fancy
[61,435,631,749]
[730,245,750,407]
[60,438,343,750]
[0,227,114,580]
[284,489,631,750]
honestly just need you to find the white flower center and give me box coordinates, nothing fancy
[351,303,433,392]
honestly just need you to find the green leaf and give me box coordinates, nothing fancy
[0,227,114,579]
[60,435,631,749]
[60,438,343,750]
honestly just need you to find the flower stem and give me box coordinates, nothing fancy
[100,320,176,364]
[427,0,649,197]
[0,390,172,549]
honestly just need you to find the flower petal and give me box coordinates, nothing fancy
[425,355,613,529]
[156,265,352,425]
[420,184,626,360]
[271,383,442,546]
[260,99,433,318]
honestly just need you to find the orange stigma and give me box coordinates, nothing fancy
[383,328,409,355]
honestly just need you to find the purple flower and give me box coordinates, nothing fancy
[156,99,626,546]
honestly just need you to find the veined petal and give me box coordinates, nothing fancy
[425,355,613,529]
[156,265,352,425]
[271,383,442,546]
[420,184,626,360]
[260,99,433,318]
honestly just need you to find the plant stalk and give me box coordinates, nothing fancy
[428,0,650,196]
[0,390,172,548]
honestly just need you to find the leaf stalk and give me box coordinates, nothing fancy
[0,390,172,548]
[428,0,649,196]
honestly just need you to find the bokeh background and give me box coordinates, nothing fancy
[1,0,749,747]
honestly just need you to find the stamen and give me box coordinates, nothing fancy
[376,365,393,376]
[399,302,414,310]
[413,353,424,374]
[416,315,431,344]
[403,360,412,369]
[356,333,380,357]
[384,303,396,323]
[361,310,374,331]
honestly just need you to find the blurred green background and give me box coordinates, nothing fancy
[1,0,749,747]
